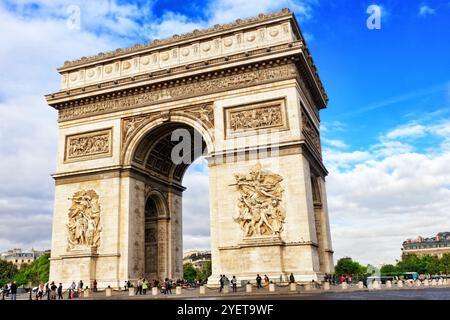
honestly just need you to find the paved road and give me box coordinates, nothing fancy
[9,286,450,300]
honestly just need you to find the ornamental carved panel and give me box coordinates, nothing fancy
[66,190,102,250]
[65,128,112,162]
[301,109,321,156]
[232,163,286,237]
[225,99,288,137]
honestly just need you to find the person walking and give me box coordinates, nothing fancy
[93,279,97,292]
[165,278,172,295]
[142,279,148,295]
[57,283,63,299]
[69,281,76,299]
[231,276,237,293]
[45,283,50,300]
[50,282,57,300]
[10,281,17,300]
[264,275,270,288]
[256,274,262,289]
[219,275,224,293]
[289,273,295,283]
[2,284,8,300]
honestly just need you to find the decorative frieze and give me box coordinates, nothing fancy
[225,98,288,137]
[66,190,102,250]
[232,163,286,237]
[302,109,321,156]
[65,128,112,162]
[59,64,296,122]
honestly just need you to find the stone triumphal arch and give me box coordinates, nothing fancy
[45,9,334,288]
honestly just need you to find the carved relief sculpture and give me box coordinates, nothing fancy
[232,163,286,237]
[302,110,321,156]
[66,190,102,250]
[65,129,112,161]
[225,99,288,137]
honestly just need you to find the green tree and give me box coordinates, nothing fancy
[197,260,212,281]
[440,253,450,275]
[334,257,367,277]
[13,254,50,286]
[380,264,398,276]
[0,260,18,287]
[183,263,198,283]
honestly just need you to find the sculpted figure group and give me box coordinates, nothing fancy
[233,163,286,237]
[67,190,102,250]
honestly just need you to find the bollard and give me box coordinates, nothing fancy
[269,283,275,292]
[289,283,297,291]
[152,287,158,296]
[386,281,392,288]
[341,282,348,290]
[305,283,312,291]
[407,280,413,288]
[199,286,206,295]
[397,280,403,288]
[323,282,330,291]
[438,279,444,286]
[129,287,135,296]
[84,289,90,298]
[415,280,421,287]
[105,287,112,297]
[222,285,229,294]
[431,279,437,286]
[423,279,429,286]
[176,286,182,295]
[246,283,252,293]
[357,281,364,289]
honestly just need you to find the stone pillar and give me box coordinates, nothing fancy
[105,288,112,297]
[129,287,135,296]
[423,279,429,286]
[84,289,90,298]
[176,286,182,295]
[407,280,413,287]
[386,281,392,288]
[323,282,330,290]
[269,283,275,292]
[431,279,437,286]
[199,286,206,295]
[341,282,348,290]
[290,283,297,291]
[438,279,444,286]
[415,280,421,287]
[305,283,312,291]
[246,283,252,293]
[152,287,158,295]
[223,285,229,294]
[357,281,364,289]
[397,280,403,288]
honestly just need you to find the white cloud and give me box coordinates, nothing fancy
[326,117,450,265]
[419,4,436,16]
[322,138,348,149]
[385,124,427,139]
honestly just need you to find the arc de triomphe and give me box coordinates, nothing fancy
[45,8,334,288]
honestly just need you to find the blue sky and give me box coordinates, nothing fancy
[0,0,449,266]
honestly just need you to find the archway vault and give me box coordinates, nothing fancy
[46,9,334,288]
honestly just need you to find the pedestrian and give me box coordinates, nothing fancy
[57,283,63,299]
[10,281,17,300]
[2,284,8,300]
[231,276,237,293]
[124,280,128,291]
[289,273,295,283]
[256,274,262,289]
[165,278,172,295]
[69,281,76,299]
[142,279,148,295]
[78,280,84,290]
[93,279,97,292]
[37,283,44,300]
[127,280,131,290]
[348,275,352,285]
[219,274,224,292]
[264,275,269,288]
[45,283,50,300]
[340,274,345,284]
[50,281,57,300]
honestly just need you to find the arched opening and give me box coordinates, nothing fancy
[129,120,210,282]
